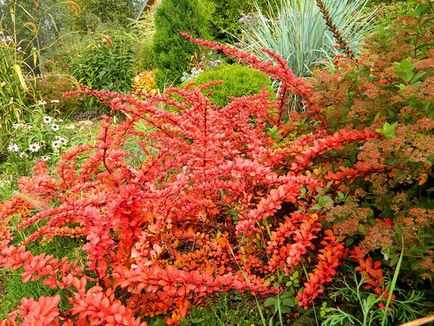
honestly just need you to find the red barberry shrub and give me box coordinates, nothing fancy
[0,31,406,324]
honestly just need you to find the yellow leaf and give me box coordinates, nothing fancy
[418,174,428,185]
[66,1,81,16]
[13,65,29,93]
[16,193,46,209]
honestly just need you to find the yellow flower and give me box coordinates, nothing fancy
[132,70,158,96]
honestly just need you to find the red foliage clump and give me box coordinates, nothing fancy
[350,247,396,308]
[0,36,384,324]
[2,295,61,326]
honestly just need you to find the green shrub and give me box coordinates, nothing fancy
[70,32,134,93]
[33,73,82,117]
[311,1,434,287]
[153,0,213,88]
[136,41,155,72]
[186,63,273,106]
[69,31,134,111]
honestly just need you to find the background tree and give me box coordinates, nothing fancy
[207,0,278,43]
[153,0,213,88]
[71,0,134,31]
[0,0,79,74]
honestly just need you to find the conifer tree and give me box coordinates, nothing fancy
[153,0,213,88]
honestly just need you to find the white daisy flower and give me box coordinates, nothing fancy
[40,155,50,161]
[43,116,53,124]
[51,140,61,149]
[29,143,41,152]
[7,143,19,152]
[38,100,47,106]
[51,124,60,131]
[50,99,60,104]
[55,136,68,145]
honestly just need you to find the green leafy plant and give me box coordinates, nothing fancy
[69,31,134,93]
[308,5,433,323]
[321,266,426,326]
[393,57,427,85]
[153,0,213,88]
[262,272,301,325]
[375,122,397,139]
[69,30,135,111]
[185,63,274,106]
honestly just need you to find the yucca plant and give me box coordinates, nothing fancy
[240,0,377,78]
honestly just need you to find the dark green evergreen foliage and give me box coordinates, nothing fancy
[207,0,279,42]
[153,0,213,88]
[186,63,274,107]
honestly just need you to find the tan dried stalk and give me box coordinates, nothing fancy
[316,0,355,60]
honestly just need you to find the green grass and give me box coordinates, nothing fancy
[0,115,99,319]
[181,292,261,326]
[0,236,85,318]
[0,269,64,319]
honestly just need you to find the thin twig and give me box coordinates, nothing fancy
[399,315,434,326]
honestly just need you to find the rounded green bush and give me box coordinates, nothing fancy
[187,63,274,107]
